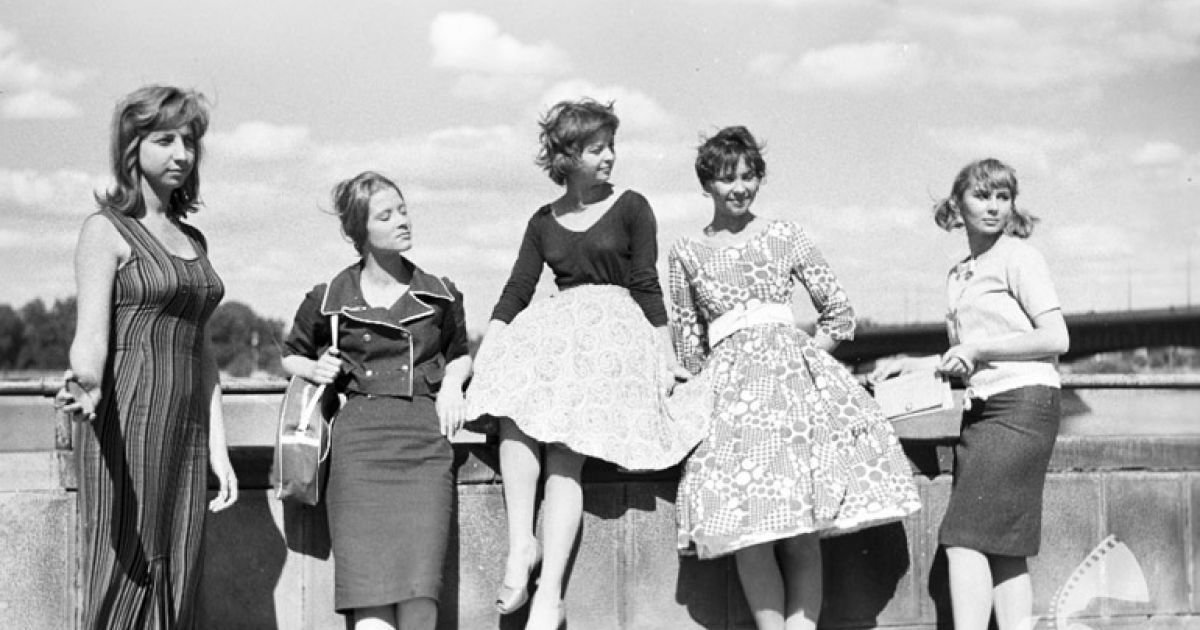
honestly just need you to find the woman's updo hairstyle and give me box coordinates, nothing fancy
[331,171,404,254]
[694,126,766,187]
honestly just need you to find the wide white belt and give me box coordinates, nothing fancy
[707,303,794,345]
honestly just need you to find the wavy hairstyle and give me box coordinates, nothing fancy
[95,85,210,220]
[331,171,404,254]
[933,158,1039,238]
[694,125,766,186]
[535,98,620,185]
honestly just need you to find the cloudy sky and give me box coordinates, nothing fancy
[2,0,1198,335]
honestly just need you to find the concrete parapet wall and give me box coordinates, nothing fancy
[1,382,1198,629]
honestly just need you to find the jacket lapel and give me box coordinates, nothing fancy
[318,260,453,330]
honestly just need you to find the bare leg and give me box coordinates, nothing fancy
[946,546,994,630]
[777,534,822,630]
[397,598,438,630]
[353,604,397,630]
[991,556,1034,630]
[735,542,786,630]
[525,444,585,630]
[499,419,543,591]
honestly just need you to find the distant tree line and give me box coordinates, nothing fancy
[0,297,287,377]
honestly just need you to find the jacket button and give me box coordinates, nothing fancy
[363,333,372,342]
[366,369,374,377]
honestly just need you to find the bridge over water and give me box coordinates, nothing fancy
[834,306,1200,365]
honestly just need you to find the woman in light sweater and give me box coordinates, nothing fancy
[873,158,1069,630]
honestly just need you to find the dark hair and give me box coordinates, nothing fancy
[933,158,1039,238]
[331,171,404,254]
[535,98,620,185]
[95,85,210,220]
[695,126,766,187]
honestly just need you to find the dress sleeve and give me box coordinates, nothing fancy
[440,278,471,362]
[623,192,668,327]
[283,285,330,359]
[668,243,708,375]
[490,214,546,324]
[787,222,856,342]
[1007,243,1061,320]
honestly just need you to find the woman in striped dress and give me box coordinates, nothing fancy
[57,85,237,629]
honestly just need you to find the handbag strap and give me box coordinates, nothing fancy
[330,313,339,352]
[317,312,340,463]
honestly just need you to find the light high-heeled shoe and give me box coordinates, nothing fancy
[495,546,543,615]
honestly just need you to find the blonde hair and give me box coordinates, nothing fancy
[933,158,1039,238]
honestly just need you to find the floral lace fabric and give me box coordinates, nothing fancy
[467,284,711,471]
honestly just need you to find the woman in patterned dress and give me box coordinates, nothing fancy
[872,159,1069,630]
[56,85,237,629]
[669,126,921,630]
[466,98,709,630]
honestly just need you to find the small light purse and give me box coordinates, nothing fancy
[872,370,954,421]
[270,313,341,505]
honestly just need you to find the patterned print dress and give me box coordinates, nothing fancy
[669,220,920,559]
[80,208,224,629]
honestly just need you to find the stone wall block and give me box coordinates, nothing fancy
[625,481,727,630]
[1104,474,1189,616]
[0,491,75,630]
[1034,473,1105,613]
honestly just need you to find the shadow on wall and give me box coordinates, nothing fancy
[671,521,914,629]
[823,522,913,627]
[199,492,288,629]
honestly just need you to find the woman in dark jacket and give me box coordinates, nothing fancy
[282,171,472,630]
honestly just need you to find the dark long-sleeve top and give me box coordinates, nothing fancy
[283,259,470,398]
[490,190,668,326]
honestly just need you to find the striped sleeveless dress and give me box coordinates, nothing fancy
[79,208,224,629]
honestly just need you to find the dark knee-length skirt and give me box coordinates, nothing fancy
[939,385,1061,557]
[327,394,453,612]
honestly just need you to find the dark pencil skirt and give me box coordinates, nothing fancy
[327,393,454,613]
[938,385,1061,557]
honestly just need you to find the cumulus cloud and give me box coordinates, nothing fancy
[1131,141,1187,166]
[1127,141,1200,188]
[752,41,928,92]
[0,168,105,214]
[926,126,1088,172]
[1048,223,1133,259]
[430,12,569,100]
[1,88,81,119]
[754,2,1200,94]
[311,124,545,196]
[894,2,1200,90]
[207,122,312,162]
[448,73,548,102]
[680,0,852,6]
[430,12,570,75]
[538,80,674,133]
[0,24,87,119]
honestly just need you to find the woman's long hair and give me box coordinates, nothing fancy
[95,85,211,220]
